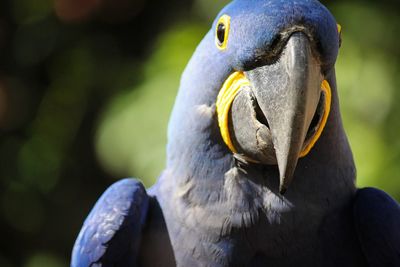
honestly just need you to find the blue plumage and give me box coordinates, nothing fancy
[354,188,400,266]
[71,0,400,266]
[71,179,149,267]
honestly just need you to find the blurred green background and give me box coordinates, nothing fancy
[0,0,399,266]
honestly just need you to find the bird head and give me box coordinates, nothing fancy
[168,0,344,194]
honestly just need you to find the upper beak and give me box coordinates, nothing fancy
[245,32,323,194]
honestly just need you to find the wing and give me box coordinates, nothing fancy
[71,178,149,267]
[353,187,400,267]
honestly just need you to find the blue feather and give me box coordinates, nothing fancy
[354,187,400,266]
[71,179,149,267]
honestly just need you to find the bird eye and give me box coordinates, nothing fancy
[217,24,226,45]
[215,15,231,50]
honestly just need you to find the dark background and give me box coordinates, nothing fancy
[0,0,399,266]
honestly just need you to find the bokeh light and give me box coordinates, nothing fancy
[54,0,101,23]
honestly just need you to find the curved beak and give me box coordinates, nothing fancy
[245,32,323,194]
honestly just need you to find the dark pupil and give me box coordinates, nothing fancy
[217,23,226,45]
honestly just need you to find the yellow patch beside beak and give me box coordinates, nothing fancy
[216,72,250,152]
[299,80,332,157]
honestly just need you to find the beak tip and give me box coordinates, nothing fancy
[279,186,287,195]
[277,152,299,196]
[278,170,294,195]
[279,177,287,195]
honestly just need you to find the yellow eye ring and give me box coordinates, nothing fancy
[337,23,342,47]
[215,15,231,50]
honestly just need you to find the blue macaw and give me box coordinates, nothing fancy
[71,0,400,266]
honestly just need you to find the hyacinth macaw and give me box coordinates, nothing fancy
[71,0,400,266]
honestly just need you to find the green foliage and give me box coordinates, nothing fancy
[333,2,400,199]
[10,0,53,24]
[24,252,66,267]
[96,23,207,186]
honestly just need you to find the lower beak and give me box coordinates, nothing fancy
[245,32,323,194]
